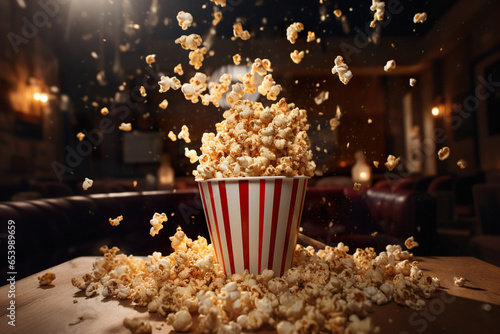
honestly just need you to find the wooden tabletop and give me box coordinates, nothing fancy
[1,256,499,333]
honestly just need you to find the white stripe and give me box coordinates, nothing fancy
[248,180,260,274]
[261,179,275,272]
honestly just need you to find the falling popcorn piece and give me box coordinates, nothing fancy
[100,107,109,115]
[158,76,181,93]
[133,180,137,187]
[405,236,419,250]
[371,231,379,236]
[168,131,177,142]
[454,276,465,287]
[212,11,222,26]
[334,9,342,18]
[331,56,353,85]
[159,99,168,109]
[76,132,85,142]
[233,54,241,65]
[174,63,184,76]
[286,22,304,44]
[145,54,156,65]
[139,86,147,97]
[314,91,329,105]
[414,12,427,24]
[370,0,386,28]
[175,34,202,50]
[176,11,193,30]
[178,125,191,143]
[91,51,99,59]
[123,318,152,334]
[210,0,226,6]
[409,78,417,87]
[149,212,168,237]
[353,182,361,191]
[82,178,93,191]
[373,161,379,168]
[438,147,450,161]
[119,123,132,132]
[385,155,400,171]
[307,31,316,42]
[251,58,273,76]
[233,22,250,40]
[188,47,207,69]
[109,215,123,227]
[38,272,56,286]
[457,159,467,169]
[185,148,199,164]
[290,50,305,64]
[384,60,396,72]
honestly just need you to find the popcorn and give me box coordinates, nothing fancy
[384,155,400,171]
[123,317,152,334]
[233,22,251,40]
[38,272,56,286]
[334,9,342,18]
[181,72,208,103]
[168,131,177,142]
[438,147,450,161]
[414,12,427,24]
[233,54,241,65]
[286,22,304,44]
[210,0,226,6]
[409,78,417,87]
[158,76,181,93]
[212,11,222,26]
[176,11,193,30]
[370,0,385,28]
[258,74,281,100]
[100,107,109,115]
[405,237,419,250]
[174,63,184,76]
[145,54,155,65]
[482,303,492,312]
[329,105,342,130]
[306,31,316,42]
[290,50,305,64]
[373,161,379,168]
[175,34,202,50]
[314,91,329,105]
[251,58,273,76]
[454,276,465,287]
[76,132,85,141]
[457,159,467,169]
[159,99,168,109]
[109,215,123,227]
[166,310,193,332]
[139,86,147,97]
[331,56,353,85]
[82,178,93,190]
[384,60,396,72]
[353,183,361,191]
[188,47,207,69]
[185,148,199,164]
[119,123,132,132]
[227,82,246,105]
[178,125,191,143]
[149,212,168,237]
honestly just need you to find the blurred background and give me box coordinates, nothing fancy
[1,0,500,264]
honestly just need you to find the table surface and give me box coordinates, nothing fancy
[1,256,499,333]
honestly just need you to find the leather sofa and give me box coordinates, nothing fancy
[0,187,436,280]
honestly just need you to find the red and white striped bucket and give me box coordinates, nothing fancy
[197,176,309,277]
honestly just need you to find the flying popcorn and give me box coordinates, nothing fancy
[331,56,353,85]
[159,99,168,109]
[149,212,168,237]
[185,148,199,164]
[176,11,193,30]
[286,22,304,44]
[233,22,251,40]
[457,159,467,169]
[175,34,202,50]
[168,131,177,142]
[329,105,343,130]
[100,107,109,115]
[174,63,184,76]
[384,60,396,72]
[178,125,191,143]
[119,123,132,132]
[334,9,342,18]
[306,31,316,42]
[158,76,181,93]
[139,86,147,97]
[438,147,450,161]
[405,236,419,250]
[76,132,85,142]
[314,91,329,105]
[189,47,207,69]
[290,50,305,64]
[210,0,226,6]
[414,12,427,24]
[353,182,361,191]
[385,155,400,171]
[212,11,222,26]
[373,161,379,168]
[251,58,273,76]
[409,78,417,87]
[109,215,123,227]
[145,54,156,65]
[370,0,385,28]
[233,54,241,65]
[82,178,93,190]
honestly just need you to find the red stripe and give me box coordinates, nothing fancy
[199,183,219,264]
[268,179,282,271]
[219,181,235,275]
[239,180,250,271]
[207,181,226,272]
[280,178,300,275]
[258,179,266,274]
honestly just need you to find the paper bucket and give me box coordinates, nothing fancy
[197,176,309,277]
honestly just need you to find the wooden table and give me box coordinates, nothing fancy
[1,256,499,333]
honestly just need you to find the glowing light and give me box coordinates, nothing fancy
[40,94,48,103]
[432,107,440,116]
[34,93,41,100]
[360,172,368,179]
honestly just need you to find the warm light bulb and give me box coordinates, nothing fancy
[40,94,48,103]
[432,107,439,116]
[34,93,41,100]
[360,172,367,179]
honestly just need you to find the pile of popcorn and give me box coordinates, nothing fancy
[192,98,316,180]
[72,229,440,333]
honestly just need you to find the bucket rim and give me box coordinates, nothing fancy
[195,175,310,183]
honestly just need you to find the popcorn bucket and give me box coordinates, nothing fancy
[197,176,309,277]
